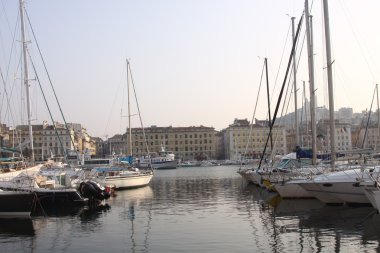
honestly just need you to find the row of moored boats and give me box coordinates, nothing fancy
[0,151,177,219]
[238,152,380,212]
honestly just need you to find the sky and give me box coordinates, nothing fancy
[1,0,380,139]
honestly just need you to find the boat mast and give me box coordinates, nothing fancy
[291,17,299,147]
[127,59,132,157]
[19,0,34,162]
[264,58,273,152]
[305,0,317,165]
[377,84,380,151]
[322,0,336,168]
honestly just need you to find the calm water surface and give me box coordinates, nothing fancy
[1,165,380,252]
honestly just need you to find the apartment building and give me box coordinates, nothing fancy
[316,120,352,152]
[223,119,287,160]
[107,125,218,161]
[8,122,96,161]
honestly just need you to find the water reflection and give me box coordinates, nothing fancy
[1,166,380,252]
[237,182,380,252]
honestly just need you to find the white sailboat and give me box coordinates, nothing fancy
[0,1,113,209]
[89,60,153,189]
[272,1,322,199]
[293,0,374,205]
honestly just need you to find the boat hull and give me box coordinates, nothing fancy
[0,191,35,218]
[362,186,380,210]
[298,180,370,204]
[105,173,153,189]
[152,160,177,169]
[275,181,313,198]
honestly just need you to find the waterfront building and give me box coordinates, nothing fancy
[223,119,287,161]
[316,119,352,152]
[7,121,96,161]
[357,125,380,151]
[107,125,218,161]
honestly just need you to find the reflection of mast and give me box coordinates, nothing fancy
[19,0,34,161]
[128,202,136,253]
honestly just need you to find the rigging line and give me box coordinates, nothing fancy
[0,9,20,121]
[24,8,74,159]
[120,61,127,134]
[103,63,127,137]
[127,60,151,156]
[27,50,67,159]
[241,60,265,166]
[269,17,307,158]
[338,0,378,81]
[258,14,304,170]
[272,19,291,101]
[0,67,18,139]
[362,85,377,148]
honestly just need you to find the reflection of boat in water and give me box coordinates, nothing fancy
[299,205,375,233]
[272,198,325,216]
[109,186,153,206]
[242,183,279,206]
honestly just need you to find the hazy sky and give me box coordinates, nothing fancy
[1,0,379,138]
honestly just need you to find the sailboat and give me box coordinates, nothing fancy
[0,0,111,210]
[287,0,375,205]
[88,60,153,189]
[238,12,307,190]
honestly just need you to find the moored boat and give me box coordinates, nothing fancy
[0,190,35,218]
[88,164,153,189]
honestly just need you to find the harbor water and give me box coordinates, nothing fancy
[1,165,380,252]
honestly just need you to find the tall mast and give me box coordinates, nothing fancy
[305,0,317,165]
[127,59,132,157]
[19,0,34,162]
[291,17,299,147]
[322,0,336,168]
[377,84,380,151]
[265,58,273,151]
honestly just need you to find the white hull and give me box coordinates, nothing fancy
[238,169,255,183]
[105,173,153,189]
[301,181,368,204]
[275,181,313,198]
[298,182,344,204]
[362,185,380,211]
[300,182,370,204]
[248,171,263,186]
[0,164,43,179]
[296,168,378,204]
[152,160,177,169]
[139,160,177,170]
[321,182,368,204]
